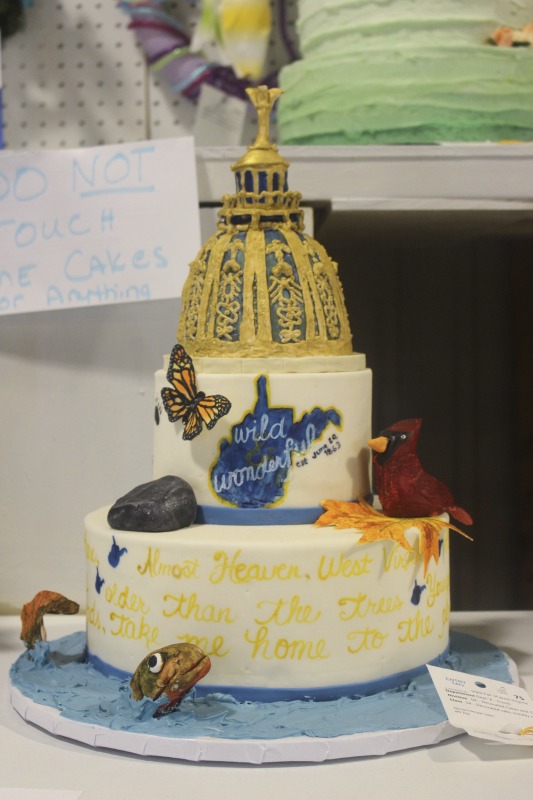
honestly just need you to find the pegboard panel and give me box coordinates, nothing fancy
[1,0,299,150]
[1,0,148,148]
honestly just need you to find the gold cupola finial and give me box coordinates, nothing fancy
[231,86,288,176]
[177,86,353,359]
[247,86,282,149]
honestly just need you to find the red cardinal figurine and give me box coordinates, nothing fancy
[368,418,473,525]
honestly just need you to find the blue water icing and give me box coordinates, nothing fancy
[210,375,342,508]
[95,567,105,594]
[108,536,127,568]
[410,580,426,606]
[10,631,512,741]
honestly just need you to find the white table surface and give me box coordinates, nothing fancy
[1,611,532,800]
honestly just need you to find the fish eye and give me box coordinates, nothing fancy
[400,434,407,440]
[147,652,164,673]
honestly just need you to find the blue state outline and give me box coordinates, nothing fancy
[208,374,343,509]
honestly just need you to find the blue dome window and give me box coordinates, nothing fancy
[258,171,268,193]
[244,170,254,192]
[230,214,252,226]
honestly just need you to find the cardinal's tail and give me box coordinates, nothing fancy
[448,506,473,526]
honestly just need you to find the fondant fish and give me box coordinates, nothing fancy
[20,590,79,649]
[130,643,211,718]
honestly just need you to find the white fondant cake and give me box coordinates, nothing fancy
[85,355,453,700]
[153,355,371,519]
[279,0,533,144]
[85,511,450,699]
[83,86,455,706]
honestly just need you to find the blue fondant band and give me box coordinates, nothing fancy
[87,645,450,702]
[87,652,131,682]
[195,504,324,525]
[194,497,374,526]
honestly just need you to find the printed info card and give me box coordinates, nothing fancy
[0,138,201,315]
[428,665,533,745]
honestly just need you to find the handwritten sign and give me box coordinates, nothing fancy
[0,138,201,315]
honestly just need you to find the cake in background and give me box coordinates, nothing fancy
[278,0,533,144]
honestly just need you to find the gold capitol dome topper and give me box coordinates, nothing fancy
[178,86,353,358]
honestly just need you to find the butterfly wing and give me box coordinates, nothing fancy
[182,407,204,440]
[161,387,189,423]
[160,344,197,423]
[183,395,231,439]
[161,344,231,439]
[197,395,232,429]
[165,344,197,401]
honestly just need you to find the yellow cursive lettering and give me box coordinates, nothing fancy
[425,570,450,608]
[346,627,387,653]
[244,625,329,660]
[397,610,434,642]
[254,595,321,626]
[163,592,236,623]
[84,536,99,566]
[209,549,302,584]
[137,547,200,579]
[382,542,416,572]
[104,582,150,615]
[175,632,229,658]
[439,599,450,638]
[338,593,403,621]
[109,612,159,650]
[317,552,373,581]
[86,599,103,630]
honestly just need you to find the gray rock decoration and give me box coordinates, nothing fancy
[107,475,197,532]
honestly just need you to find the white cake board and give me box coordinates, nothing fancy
[11,683,464,763]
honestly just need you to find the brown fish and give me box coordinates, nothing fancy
[130,642,211,718]
[20,590,79,649]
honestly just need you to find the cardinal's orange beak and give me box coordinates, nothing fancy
[368,436,389,454]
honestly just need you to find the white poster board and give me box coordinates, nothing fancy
[0,137,200,315]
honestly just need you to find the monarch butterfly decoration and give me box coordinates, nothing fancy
[161,344,231,440]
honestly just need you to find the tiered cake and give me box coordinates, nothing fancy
[84,88,450,701]
[278,0,533,144]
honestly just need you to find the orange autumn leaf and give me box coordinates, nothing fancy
[315,498,384,529]
[417,523,442,575]
[316,497,412,551]
[316,496,472,576]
